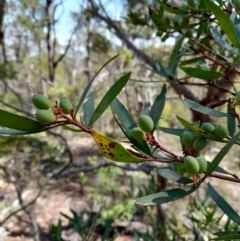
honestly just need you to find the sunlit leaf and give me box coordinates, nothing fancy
[149,84,167,133]
[0,109,43,131]
[82,91,95,126]
[89,72,131,126]
[157,168,192,184]
[135,185,198,206]
[74,53,120,117]
[182,96,228,117]
[180,66,223,80]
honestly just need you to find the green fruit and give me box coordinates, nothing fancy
[182,131,193,146]
[138,115,154,132]
[196,156,208,174]
[184,156,199,174]
[235,91,240,105]
[32,94,51,110]
[214,125,228,139]
[60,97,73,114]
[193,137,207,151]
[201,122,215,134]
[131,127,146,141]
[36,109,55,125]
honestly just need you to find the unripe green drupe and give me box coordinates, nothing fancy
[184,156,199,174]
[131,127,146,141]
[201,122,215,134]
[60,97,73,114]
[196,156,208,174]
[214,125,228,139]
[182,131,193,146]
[32,94,51,110]
[235,91,240,105]
[193,137,207,151]
[36,109,55,125]
[138,115,154,132]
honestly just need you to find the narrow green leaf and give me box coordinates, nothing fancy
[111,98,136,130]
[135,186,198,206]
[176,116,227,142]
[82,91,95,126]
[157,168,192,184]
[212,234,240,240]
[169,35,185,74]
[158,126,185,136]
[208,183,240,225]
[149,84,167,133]
[89,72,131,126]
[111,99,152,156]
[159,2,188,14]
[71,209,83,237]
[227,104,236,137]
[180,57,204,66]
[210,27,240,55]
[101,220,113,241]
[205,0,240,48]
[182,96,228,117]
[180,66,223,80]
[140,102,150,116]
[74,53,120,117]
[206,131,240,176]
[0,109,43,131]
[155,61,169,77]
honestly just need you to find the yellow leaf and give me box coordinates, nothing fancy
[91,130,148,163]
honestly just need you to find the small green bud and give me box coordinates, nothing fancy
[193,137,207,151]
[182,131,193,146]
[60,97,73,114]
[32,94,51,110]
[201,122,215,134]
[214,125,228,139]
[196,156,208,174]
[138,115,154,132]
[131,127,146,141]
[36,109,55,125]
[184,156,199,174]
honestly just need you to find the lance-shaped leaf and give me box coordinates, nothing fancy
[205,131,240,176]
[158,126,185,137]
[82,91,95,126]
[91,130,149,163]
[159,2,188,14]
[149,84,167,133]
[135,185,198,206]
[74,53,120,117]
[212,231,240,240]
[180,66,223,80]
[89,72,131,126]
[182,96,228,117]
[208,183,240,225]
[227,104,236,137]
[205,0,240,48]
[157,168,192,184]
[0,109,43,131]
[111,99,152,155]
[169,35,185,74]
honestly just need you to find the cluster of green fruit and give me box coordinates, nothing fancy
[184,155,207,175]
[131,115,154,141]
[182,122,228,151]
[182,122,228,175]
[32,94,73,125]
